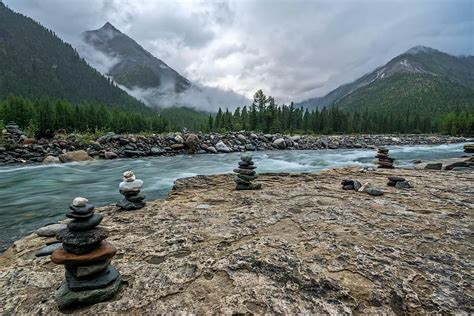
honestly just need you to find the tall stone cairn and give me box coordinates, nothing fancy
[117,171,146,210]
[376,147,394,168]
[51,197,121,309]
[233,154,262,190]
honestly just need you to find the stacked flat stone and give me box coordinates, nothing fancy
[376,147,394,169]
[233,154,261,190]
[51,197,121,309]
[117,171,146,210]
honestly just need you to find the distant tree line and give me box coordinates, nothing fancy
[1,92,472,137]
[0,96,167,135]
[208,90,473,136]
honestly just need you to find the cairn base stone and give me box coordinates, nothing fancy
[55,275,122,309]
[236,183,262,190]
[65,265,120,291]
[116,198,146,210]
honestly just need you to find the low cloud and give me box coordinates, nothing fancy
[6,0,473,104]
[119,84,249,113]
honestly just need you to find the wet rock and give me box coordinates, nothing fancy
[42,155,60,164]
[35,242,63,257]
[464,144,474,153]
[59,150,92,163]
[104,151,118,159]
[36,223,67,237]
[424,163,442,170]
[215,141,231,153]
[272,138,286,149]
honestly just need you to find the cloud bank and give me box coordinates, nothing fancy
[5,0,473,104]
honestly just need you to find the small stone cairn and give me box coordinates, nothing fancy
[387,176,413,188]
[376,147,394,168]
[117,171,146,210]
[51,197,121,308]
[233,154,261,190]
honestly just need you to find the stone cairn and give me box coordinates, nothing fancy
[51,197,121,309]
[376,147,394,169]
[117,171,146,210]
[233,154,261,190]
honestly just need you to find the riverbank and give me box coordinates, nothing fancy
[0,125,468,164]
[1,166,472,314]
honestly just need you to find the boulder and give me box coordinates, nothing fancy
[215,141,231,153]
[59,150,92,163]
[104,151,118,159]
[424,163,442,170]
[464,144,474,153]
[185,134,200,153]
[42,155,60,164]
[272,138,286,149]
[205,146,218,154]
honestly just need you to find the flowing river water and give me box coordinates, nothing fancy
[0,143,468,251]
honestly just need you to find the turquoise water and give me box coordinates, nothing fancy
[0,143,467,251]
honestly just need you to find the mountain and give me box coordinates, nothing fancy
[298,46,474,111]
[81,23,249,111]
[0,3,149,112]
[82,22,192,105]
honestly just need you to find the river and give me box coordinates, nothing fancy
[0,143,467,251]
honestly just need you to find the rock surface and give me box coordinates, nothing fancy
[1,168,473,314]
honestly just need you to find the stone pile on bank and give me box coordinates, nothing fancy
[116,171,146,210]
[387,176,413,188]
[51,197,121,308]
[376,147,394,168]
[0,128,467,164]
[233,154,261,190]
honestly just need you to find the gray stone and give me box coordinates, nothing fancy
[104,151,118,159]
[42,155,60,164]
[205,146,218,154]
[366,188,384,196]
[424,163,442,170]
[353,180,362,191]
[72,197,88,207]
[35,243,63,257]
[234,176,250,185]
[119,179,143,191]
[116,198,146,211]
[66,211,94,220]
[69,204,94,215]
[67,213,103,231]
[66,260,111,278]
[65,266,120,291]
[237,174,258,181]
[445,161,470,170]
[342,184,354,190]
[233,168,256,175]
[272,138,286,149]
[241,153,253,163]
[245,144,256,151]
[236,183,262,190]
[57,227,108,247]
[36,223,67,237]
[395,181,413,189]
[55,275,122,309]
[388,176,405,182]
[215,141,231,153]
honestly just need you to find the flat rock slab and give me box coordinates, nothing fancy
[35,243,63,257]
[55,275,122,309]
[36,224,67,237]
[51,241,116,265]
[1,167,473,314]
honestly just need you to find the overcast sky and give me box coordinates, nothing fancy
[5,0,473,103]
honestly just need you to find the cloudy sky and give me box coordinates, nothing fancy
[5,0,473,103]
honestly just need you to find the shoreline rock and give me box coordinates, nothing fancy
[1,167,472,314]
[0,131,469,164]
